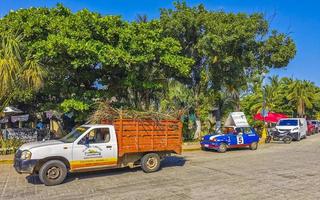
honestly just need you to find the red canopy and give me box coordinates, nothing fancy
[254,112,288,123]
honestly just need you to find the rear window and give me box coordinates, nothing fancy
[278,120,298,126]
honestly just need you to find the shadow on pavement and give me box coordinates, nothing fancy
[26,156,186,185]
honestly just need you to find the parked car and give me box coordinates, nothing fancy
[14,119,182,186]
[201,127,260,153]
[310,120,319,133]
[201,112,260,153]
[276,118,307,141]
[307,120,316,136]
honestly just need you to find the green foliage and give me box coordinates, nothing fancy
[241,76,320,123]
[60,99,90,112]
[0,138,24,155]
[0,33,46,113]
[0,2,299,137]
[160,1,296,129]
[60,99,90,122]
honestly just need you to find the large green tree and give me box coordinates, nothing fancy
[0,4,192,116]
[160,1,296,134]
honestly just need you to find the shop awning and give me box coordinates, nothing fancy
[254,112,288,123]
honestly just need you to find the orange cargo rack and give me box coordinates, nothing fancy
[102,119,182,157]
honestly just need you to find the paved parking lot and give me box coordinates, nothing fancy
[1,134,320,200]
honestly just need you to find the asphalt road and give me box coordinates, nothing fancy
[1,134,320,200]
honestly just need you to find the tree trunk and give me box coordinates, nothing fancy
[194,119,201,139]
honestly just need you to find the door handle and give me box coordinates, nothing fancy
[106,145,112,149]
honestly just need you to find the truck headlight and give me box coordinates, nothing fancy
[21,150,32,160]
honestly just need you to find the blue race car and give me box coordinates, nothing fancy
[200,127,260,153]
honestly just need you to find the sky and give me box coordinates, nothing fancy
[0,0,319,85]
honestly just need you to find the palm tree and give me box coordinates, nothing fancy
[287,80,316,117]
[136,14,148,23]
[0,33,46,112]
[247,76,280,115]
[225,84,240,111]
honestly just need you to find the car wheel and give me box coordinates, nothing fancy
[283,136,292,144]
[201,147,209,151]
[141,153,161,173]
[218,143,227,153]
[249,142,258,150]
[39,160,68,186]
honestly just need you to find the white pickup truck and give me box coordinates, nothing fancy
[14,120,182,186]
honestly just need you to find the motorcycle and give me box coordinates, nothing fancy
[265,130,292,144]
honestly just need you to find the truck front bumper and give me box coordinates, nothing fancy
[14,158,37,174]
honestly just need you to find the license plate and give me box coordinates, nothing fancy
[204,144,209,148]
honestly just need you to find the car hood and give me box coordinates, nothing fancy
[276,126,297,130]
[19,140,64,151]
[203,134,223,141]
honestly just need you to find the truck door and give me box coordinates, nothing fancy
[71,127,118,171]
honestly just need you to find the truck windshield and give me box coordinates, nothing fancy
[59,127,89,143]
[278,120,298,126]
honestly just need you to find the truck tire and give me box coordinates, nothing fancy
[218,143,227,153]
[141,153,160,173]
[39,160,67,186]
[249,142,258,150]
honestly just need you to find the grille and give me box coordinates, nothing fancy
[279,129,291,132]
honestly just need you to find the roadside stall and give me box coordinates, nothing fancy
[0,106,51,145]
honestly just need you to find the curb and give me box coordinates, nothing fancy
[0,160,13,164]
[183,147,201,152]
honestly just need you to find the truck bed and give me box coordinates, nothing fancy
[105,119,182,157]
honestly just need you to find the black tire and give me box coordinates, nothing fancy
[296,133,301,141]
[218,143,227,153]
[283,136,292,144]
[39,160,68,186]
[249,142,258,150]
[265,136,271,143]
[141,153,161,173]
[201,147,209,151]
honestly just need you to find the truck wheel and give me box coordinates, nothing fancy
[141,153,160,173]
[249,142,258,150]
[218,143,227,153]
[39,160,67,186]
